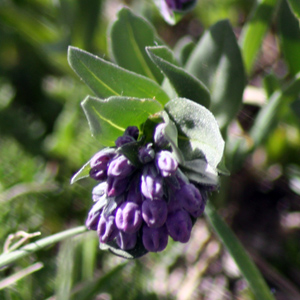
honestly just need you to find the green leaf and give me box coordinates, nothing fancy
[205,201,276,300]
[182,159,219,186]
[117,142,140,167]
[0,6,59,43]
[68,47,170,106]
[165,98,225,169]
[82,96,163,146]
[290,97,300,120]
[161,111,185,164]
[239,0,278,76]
[231,73,300,171]
[146,46,211,108]
[287,0,300,19]
[185,20,245,130]
[72,0,103,51]
[173,36,196,66]
[278,0,300,75]
[263,73,281,97]
[70,160,91,184]
[216,155,231,176]
[250,73,300,146]
[147,45,178,65]
[108,7,163,83]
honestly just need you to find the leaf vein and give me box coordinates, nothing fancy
[78,59,119,96]
[92,106,125,132]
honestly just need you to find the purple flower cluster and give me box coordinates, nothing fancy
[86,125,207,254]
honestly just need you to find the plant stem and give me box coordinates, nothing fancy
[0,226,87,269]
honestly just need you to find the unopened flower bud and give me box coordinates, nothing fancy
[90,148,116,168]
[155,151,178,177]
[127,176,143,204]
[116,231,137,250]
[176,183,203,216]
[106,176,130,197]
[89,168,107,181]
[142,224,168,252]
[97,214,119,243]
[153,123,169,148]
[92,182,107,202]
[141,164,164,200]
[166,209,192,243]
[115,202,142,234]
[90,148,116,181]
[124,126,139,140]
[142,199,168,228]
[115,135,135,148]
[85,198,106,230]
[167,196,181,213]
[107,155,135,178]
[165,0,195,10]
[138,144,155,164]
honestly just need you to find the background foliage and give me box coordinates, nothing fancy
[1,0,300,299]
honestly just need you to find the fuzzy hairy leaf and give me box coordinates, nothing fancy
[165,98,225,169]
[109,7,163,83]
[82,96,163,146]
[185,20,245,130]
[146,46,210,108]
[68,46,169,105]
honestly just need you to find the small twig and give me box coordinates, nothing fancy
[3,231,41,253]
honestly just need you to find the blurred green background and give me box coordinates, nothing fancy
[1,0,300,299]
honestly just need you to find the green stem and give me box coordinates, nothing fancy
[0,226,87,268]
[205,201,275,300]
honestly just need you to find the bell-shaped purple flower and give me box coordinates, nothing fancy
[107,155,136,178]
[155,151,178,177]
[142,199,168,228]
[141,164,164,200]
[115,202,142,234]
[166,209,192,243]
[142,224,168,252]
[176,183,203,216]
[97,214,119,244]
[138,144,155,164]
[116,231,137,250]
[153,123,169,148]
[106,176,130,197]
